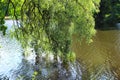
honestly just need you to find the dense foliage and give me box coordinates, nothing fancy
[0,0,23,35]
[0,0,8,35]
[95,0,120,28]
[0,0,100,63]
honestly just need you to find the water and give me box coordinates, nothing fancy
[0,20,35,80]
[72,30,120,79]
[0,21,23,79]
[1,20,120,79]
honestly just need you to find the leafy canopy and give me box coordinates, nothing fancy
[0,0,100,60]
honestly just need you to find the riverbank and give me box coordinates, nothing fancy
[95,22,120,31]
[5,16,12,20]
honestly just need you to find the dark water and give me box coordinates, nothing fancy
[1,20,120,79]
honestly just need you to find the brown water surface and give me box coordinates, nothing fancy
[72,30,120,79]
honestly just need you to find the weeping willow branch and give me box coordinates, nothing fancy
[10,0,18,21]
[9,0,100,64]
[4,0,10,17]
[76,0,87,11]
[21,0,26,21]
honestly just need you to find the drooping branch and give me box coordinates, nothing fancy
[76,0,87,12]
[10,0,100,64]
[4,0,10,17]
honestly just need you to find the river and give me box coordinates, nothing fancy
[72,30,120,79]
[0,20,120,80]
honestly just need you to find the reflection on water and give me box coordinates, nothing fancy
[72,30,120,79]
[0,32,23,79]
[0,20,34,80]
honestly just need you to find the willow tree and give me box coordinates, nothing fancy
[0,0,100,65]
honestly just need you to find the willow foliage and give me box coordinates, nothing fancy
[1,0,100,59]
